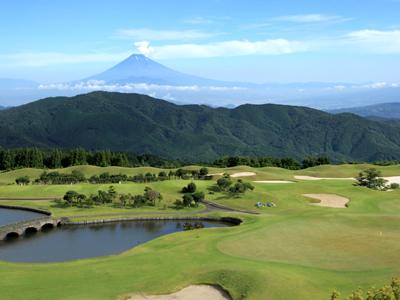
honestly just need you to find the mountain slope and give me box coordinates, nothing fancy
[1,91,400,162]
[85,54,232,86]
[330,102,400,120]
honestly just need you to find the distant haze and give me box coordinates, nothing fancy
[0,54,399,109]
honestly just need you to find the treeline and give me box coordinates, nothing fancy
[3,147,400,172]
[28,168,211,185]
[0,147,182,170]
[213,156,330,170]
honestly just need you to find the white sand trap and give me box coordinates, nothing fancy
[254,180,294,184]
[126,285,231,300]
[303,194,349,208]
[231,172,256,178]
[294,175,354,181]
[209,173,224,176]
[383,176,400,185]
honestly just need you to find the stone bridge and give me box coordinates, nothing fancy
[0,217,65,241]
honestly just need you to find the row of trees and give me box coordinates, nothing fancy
[16,168,212,185]
[62,186,162,208]
[35,170,86,184]
[0,148,181,170]
[213,155,330,170]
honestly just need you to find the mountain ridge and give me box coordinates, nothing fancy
[1,91,400,162]
[330,102,400,120]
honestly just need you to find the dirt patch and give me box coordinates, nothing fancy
[294,176,354,181]
[125,285,231,300]
[230,172,256,178]
[254,180,294,183]
[303,194,349,208]
[209,173,224,176]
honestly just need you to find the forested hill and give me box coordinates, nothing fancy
[1,91,400,162]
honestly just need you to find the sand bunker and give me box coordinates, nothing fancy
[126,285,231,300]
[383,176,400,185]
[231,172,256,178]
[303,194,349,208]
[254,180,294,183]
[295,176,354,181]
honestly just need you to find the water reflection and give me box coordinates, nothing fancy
[0,220,230,263]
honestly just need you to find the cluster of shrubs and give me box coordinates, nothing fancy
[174,182,205,208]
[212,174,255,194]
[60,186,162,208]
[330,277,399,300]
[16,167,212,185]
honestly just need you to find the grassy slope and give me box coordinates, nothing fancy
[0,164,399,299]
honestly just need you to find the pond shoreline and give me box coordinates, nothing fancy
[65,216,242,226]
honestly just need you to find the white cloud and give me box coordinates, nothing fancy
[38,80,246,93]
[183,17,214,25]
[0,51,130,67]
[345,29,400,53]
[272,14,350,23]
[134,39,308,59]
[115,28,218,41]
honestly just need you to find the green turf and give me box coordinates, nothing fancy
[0,164,399,299]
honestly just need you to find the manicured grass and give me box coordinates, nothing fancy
[0,164,400,299]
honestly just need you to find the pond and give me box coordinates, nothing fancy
[0,219,232,263]
[0,207,45,226]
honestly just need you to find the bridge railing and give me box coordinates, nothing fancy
[0,216,51,231]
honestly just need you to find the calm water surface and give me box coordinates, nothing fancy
[0,218,231,263]
[0,207,45,226]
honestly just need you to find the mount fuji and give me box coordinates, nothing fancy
[85,54,233,86]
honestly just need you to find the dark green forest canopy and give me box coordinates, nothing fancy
[1,91,400,162]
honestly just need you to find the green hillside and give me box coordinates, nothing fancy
[1,91,400,161]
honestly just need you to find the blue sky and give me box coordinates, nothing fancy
[1,0,399,83]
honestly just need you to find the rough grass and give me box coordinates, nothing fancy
[0,164,400,299]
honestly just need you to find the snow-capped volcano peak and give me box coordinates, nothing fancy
[85,53,226,86]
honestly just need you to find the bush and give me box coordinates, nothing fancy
[217,176,232,191]
[15,176,30,185]
[390,183,400,189]
[182,182,197,193]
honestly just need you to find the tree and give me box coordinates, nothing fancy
[192,191,205,203]
[182,194,194,207]
[356,168,388,190]
[217,175,232,191]
[0,149,14,170]
[15,176,30,185]
[63,190,80,205]
[199,167,209,176]
[182,182,197,193]
[49,149,62,168]
[144,187,162,206]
